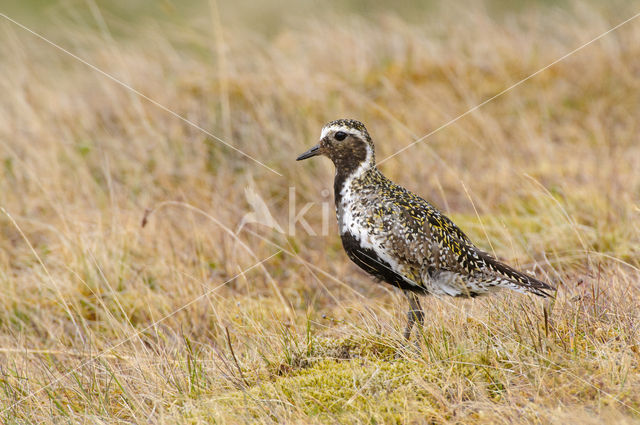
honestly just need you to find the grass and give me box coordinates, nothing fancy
[1,0,640,423]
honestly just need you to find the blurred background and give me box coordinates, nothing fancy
[4,0,581,30]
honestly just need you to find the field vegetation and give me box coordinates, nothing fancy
[1,1,639,423]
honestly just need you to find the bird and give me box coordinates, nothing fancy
[296,119,555,340]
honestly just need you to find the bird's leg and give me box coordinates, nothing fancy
[403,291,424,340]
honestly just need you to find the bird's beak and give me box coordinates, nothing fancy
[296,144,321,161]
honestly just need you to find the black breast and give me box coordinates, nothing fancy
[340,231,427,294]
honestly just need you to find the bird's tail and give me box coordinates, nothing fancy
[477,250,555,297]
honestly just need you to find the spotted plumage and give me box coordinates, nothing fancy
[297,119,554,339]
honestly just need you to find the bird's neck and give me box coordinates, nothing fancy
[333,145,376,207]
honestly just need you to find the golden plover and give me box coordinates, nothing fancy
[297,119,554,339]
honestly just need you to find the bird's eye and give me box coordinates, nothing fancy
[334,131,347,141]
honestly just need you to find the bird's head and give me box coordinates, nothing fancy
[296,119,375,172]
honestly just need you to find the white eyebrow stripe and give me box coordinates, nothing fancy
[320,125,359,139]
